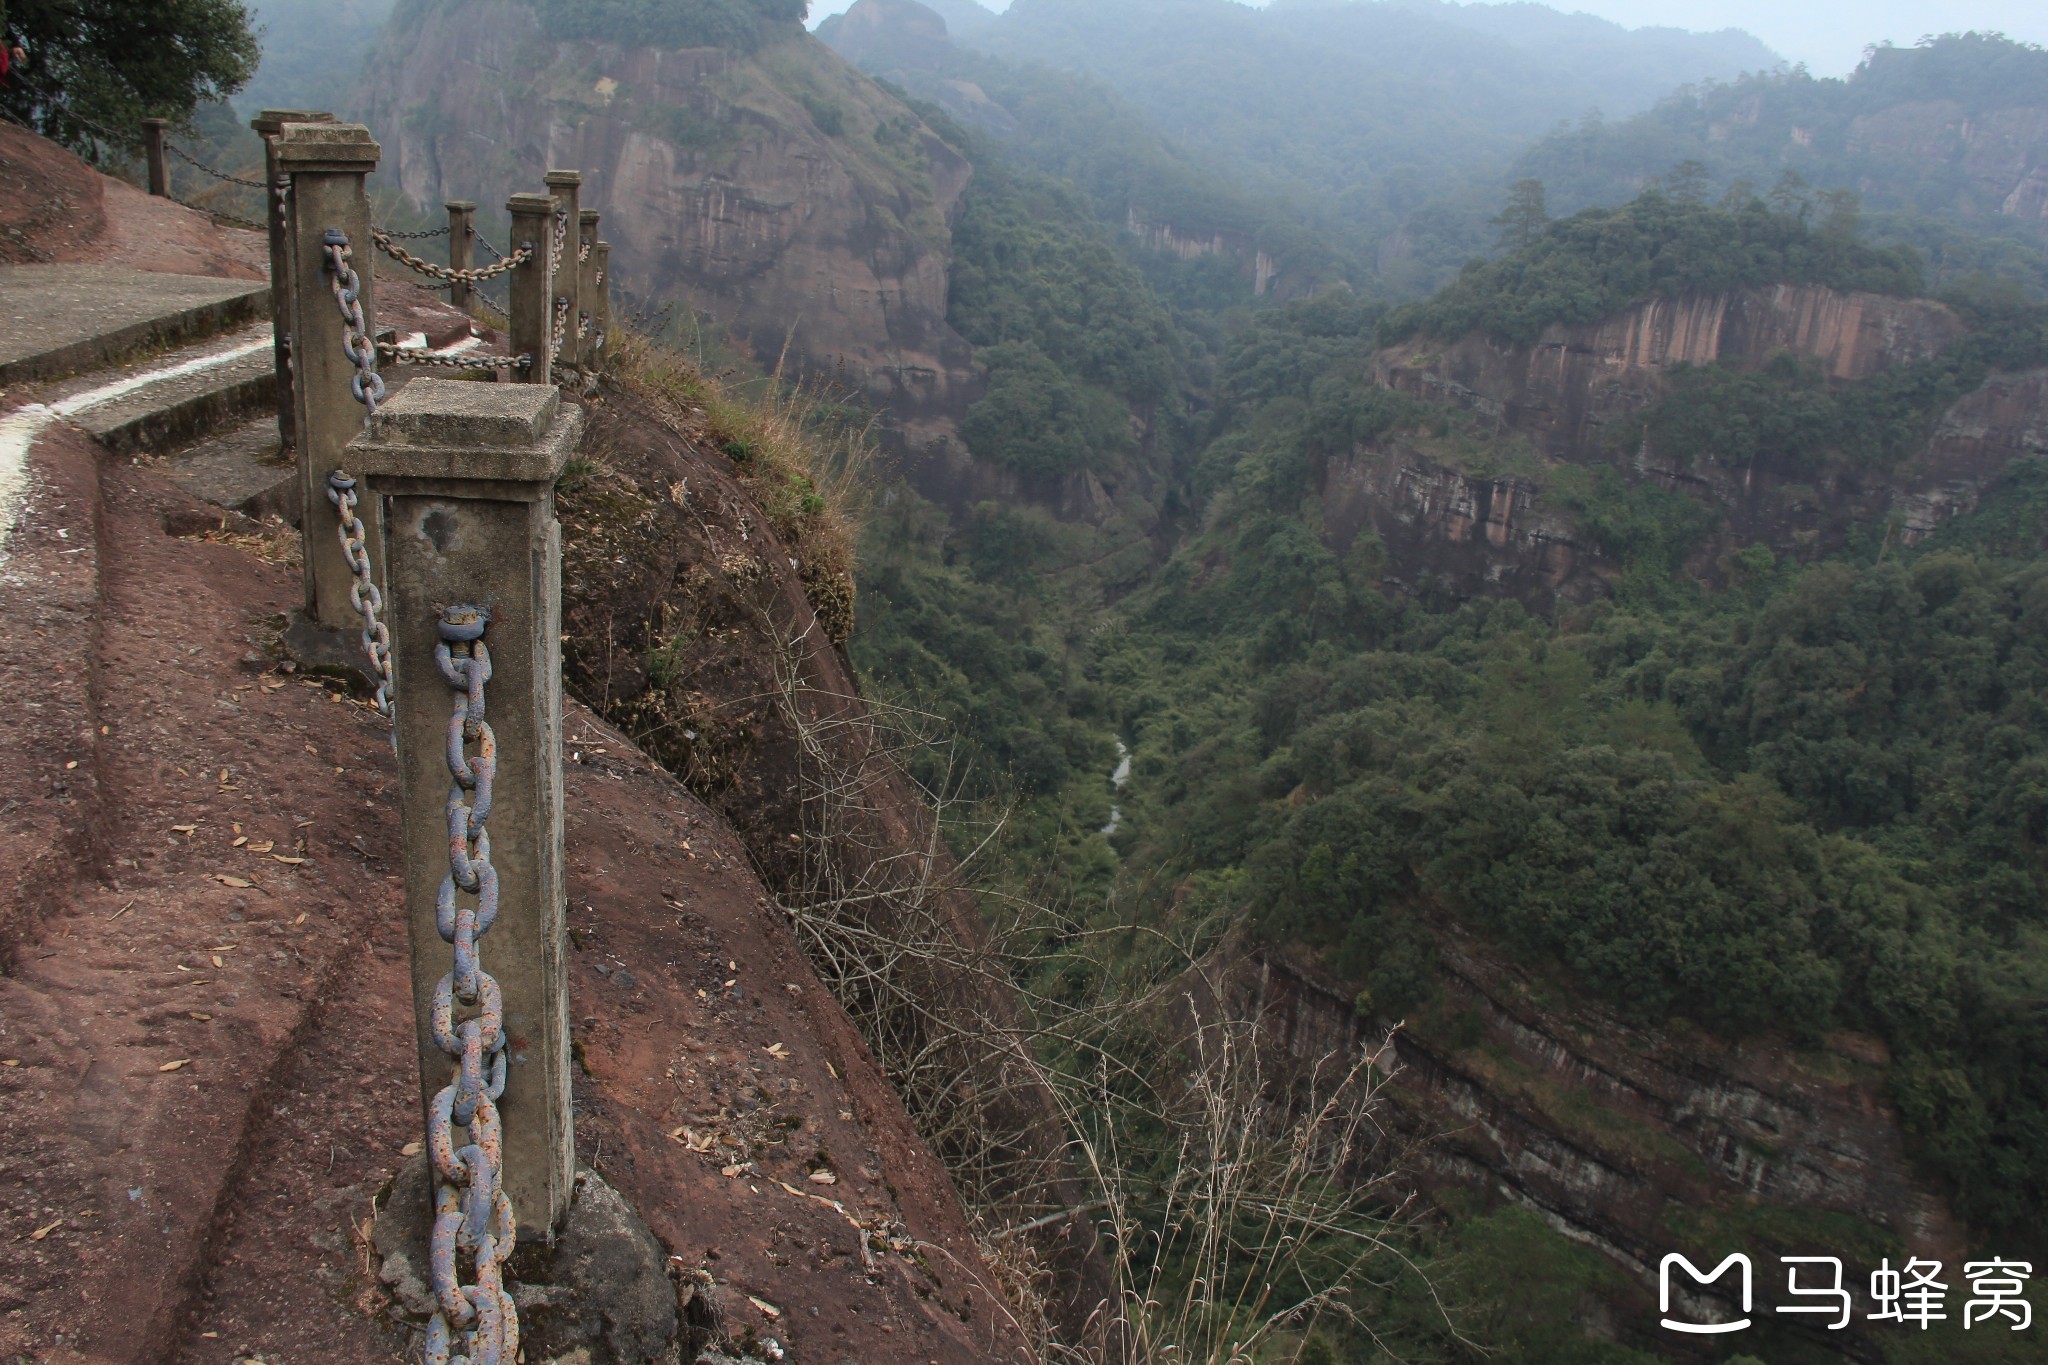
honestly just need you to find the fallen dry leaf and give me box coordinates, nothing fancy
[808,1170,838,1185]
[210,955,223,968]
[212,875,254,889]
[188,1013,211,1022]
[232,836,248,848]
[28,1220,61,1241]
[292,912,307,926]
[400,1141,423,1157]
[159,1059,190,1073]
[248,840,274,854]
[764,1043,790,1059]
[720,1164,743,1178]
[171,824,197,836]
[748,1296,781,1319]
[271,855,304,866]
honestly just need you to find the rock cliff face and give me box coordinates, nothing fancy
[1376,285,1967,457]
[1343,286,2047,606]
[1846,99,2048,226]
[1239,937,1963,1355]
[360,0,979,453]
[1125,206,1283,296]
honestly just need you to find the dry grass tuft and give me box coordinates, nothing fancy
[606,326,870,644]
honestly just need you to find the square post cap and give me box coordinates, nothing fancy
[446,200,478,213]
[252,109,334,136]
[347,379,583,490]
[580,209,601,226]
[508,192,555,215]
[543,169,583,190]
[274,122,381,171]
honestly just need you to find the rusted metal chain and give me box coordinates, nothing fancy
[375,223,452,241]
[323,230,385,420]
[373,230,533,284]
[551,295,570,362]
[169,194,266,232]
[323,473,395,720]
[376,341,531,373]
[423,604,520,1365]
[162,140,268,190]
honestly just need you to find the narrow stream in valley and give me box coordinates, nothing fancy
[1101,738,1132,836]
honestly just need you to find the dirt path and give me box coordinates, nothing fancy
[0,122,1026,1365]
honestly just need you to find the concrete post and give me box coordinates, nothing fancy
[445,201,477,315]
[251,109,335,452]
[277,121,381,630]
[577,211,602,373]
[506,193,555,387]
[141,119,170,197]
[347,378,582,1240]
[542,171,582,372]
[592,242,613,367]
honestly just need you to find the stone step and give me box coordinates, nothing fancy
[25,323,277,459]
[0,263,270,388]
[159,414,298,524]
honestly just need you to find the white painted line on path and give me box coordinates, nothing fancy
[0,335,272,565]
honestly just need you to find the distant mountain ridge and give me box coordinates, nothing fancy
[1516,32,2048,296]
[824,0,1782,295]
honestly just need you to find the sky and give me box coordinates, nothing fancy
[804,0,2048,79]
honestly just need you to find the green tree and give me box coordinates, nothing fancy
[1491,177,1549,253]
[1665,158,1711,204]
[0,0,258,154]
[1766,167,1812,219]
[1818,186,1863,239]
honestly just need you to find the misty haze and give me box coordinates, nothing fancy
[2,0,2046,1362]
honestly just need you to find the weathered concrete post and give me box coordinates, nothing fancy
[251,109,335,451]
[542,171,582,372]
[506,193,555,387]
[141,119,170,197]
[577,210,603,372]
[276,121,381,630]
[347,378,581,1240]
[445,200,477,315]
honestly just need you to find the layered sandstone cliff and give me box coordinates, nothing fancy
[360,0,979,453]
[1237,938,1963,1357]
[1344,285,2046,606]
[1375,284,1967,457]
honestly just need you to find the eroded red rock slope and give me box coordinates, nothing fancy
[0,124,1025,1364]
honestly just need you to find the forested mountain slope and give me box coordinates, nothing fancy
[827,0,1779,296]
[1515,32,2048,296]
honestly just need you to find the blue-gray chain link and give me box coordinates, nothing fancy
[323,229,385,420]
[423,605,520,1365]
[323,474,395,721]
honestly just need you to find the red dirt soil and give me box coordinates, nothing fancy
[0,128,1027,1364]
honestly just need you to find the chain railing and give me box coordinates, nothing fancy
[316,228,401,726]
[376,340,532,373]
[373,230,534,285]
[324,474,396,719]
[424,604,519,1365]
[375,223,453,241]
[323,231,386,420]
[163,138,269,191]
